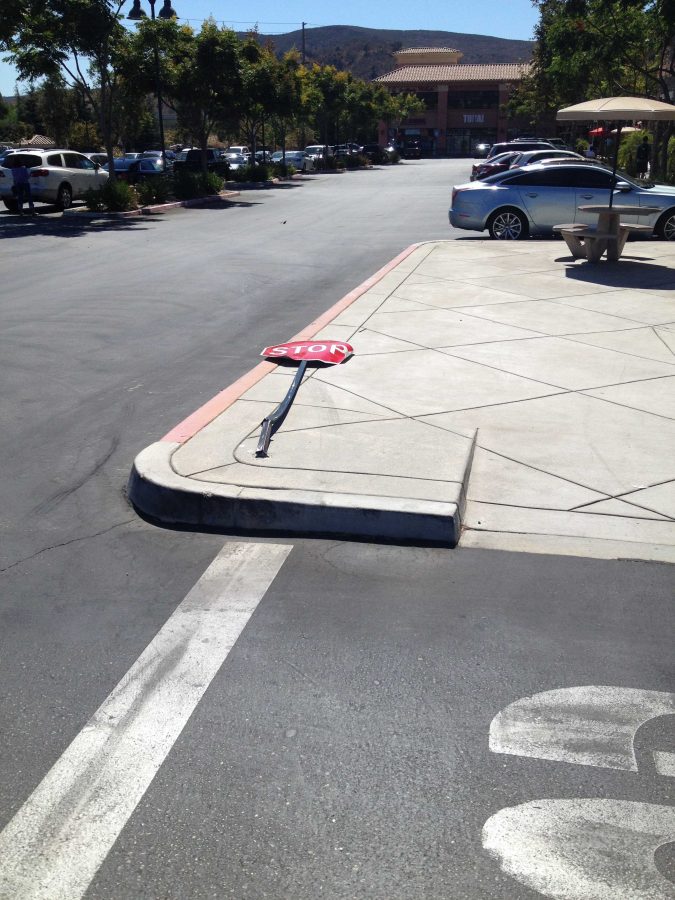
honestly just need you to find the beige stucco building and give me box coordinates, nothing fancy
[375,47,533,155]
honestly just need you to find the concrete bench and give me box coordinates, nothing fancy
[555,221,651,262]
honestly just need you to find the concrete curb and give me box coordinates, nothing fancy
[63,190,241,220]
[128,241,468,544]
[129,442,461,545]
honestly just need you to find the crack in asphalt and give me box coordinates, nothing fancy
[0,518,136,575]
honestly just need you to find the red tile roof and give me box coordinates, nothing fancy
[375,63,531,84]
[396,47,460,54]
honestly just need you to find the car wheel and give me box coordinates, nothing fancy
[487,207,529,240]
[56,183,73,211]
[3,199,18,212]
[656,209,675,240]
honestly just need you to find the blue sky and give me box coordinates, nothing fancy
[1,0,540,95]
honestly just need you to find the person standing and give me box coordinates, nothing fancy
[636,136,651,177]
[11,163,36,216]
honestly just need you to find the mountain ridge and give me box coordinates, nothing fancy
[248,25,535,81]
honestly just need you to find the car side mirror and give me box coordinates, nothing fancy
[614,181,631,192]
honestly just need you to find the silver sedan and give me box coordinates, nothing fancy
[449,161,675,240]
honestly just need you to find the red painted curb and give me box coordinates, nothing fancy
[161,242,422,444]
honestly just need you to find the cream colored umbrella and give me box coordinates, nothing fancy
[557,96,675,206]
[557,96,675,121]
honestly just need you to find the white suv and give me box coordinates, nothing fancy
[0,149,108,211]
[227,145,250,160]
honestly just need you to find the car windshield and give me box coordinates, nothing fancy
[485,152,516,165]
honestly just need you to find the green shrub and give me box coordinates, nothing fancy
[83,187,106,212]
[269,161,296,177]
[343,153,368,169]
[203,171,224,194]
[575,138,590,156]
[617,130,650,178]
[173,170,223,199]
[136,177,171,206]
[84,178,138,212]
[228,162,272,183]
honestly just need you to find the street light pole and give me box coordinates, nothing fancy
[128,0,177,172]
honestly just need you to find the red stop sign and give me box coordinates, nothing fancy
[261,340,353,365]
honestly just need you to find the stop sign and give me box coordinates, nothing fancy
[261,341,353,365]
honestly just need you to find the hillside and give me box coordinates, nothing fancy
[250,25,534,81]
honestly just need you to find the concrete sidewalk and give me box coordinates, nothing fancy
[129,237,675,562]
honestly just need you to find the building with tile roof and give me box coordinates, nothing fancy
[375,48,534,156]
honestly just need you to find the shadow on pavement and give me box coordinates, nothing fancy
[560,255,675,288]
[0,212,152,239]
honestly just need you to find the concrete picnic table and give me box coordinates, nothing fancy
[555,205,660,262]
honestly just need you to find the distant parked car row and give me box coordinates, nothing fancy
[471,148,583,181]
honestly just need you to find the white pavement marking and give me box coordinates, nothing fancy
[654,751,675,778]
[489,685,675,772]
[483,799,675,900]
[0,541,292,900]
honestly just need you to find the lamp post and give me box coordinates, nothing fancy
[128,0,177,171]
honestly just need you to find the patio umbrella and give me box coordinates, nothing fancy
[557,95,675,206]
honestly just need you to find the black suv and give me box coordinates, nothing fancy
[173,148,223,172]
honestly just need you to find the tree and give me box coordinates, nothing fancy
[127,18,244,171]
[1,0,132,167]
[38,76,76,146]
[511,1,675,176]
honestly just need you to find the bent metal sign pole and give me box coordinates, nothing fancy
[256,341,354,457]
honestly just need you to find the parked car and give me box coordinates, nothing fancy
[546,137,573,151]
[172,148,222,172]
[140,150,176,163]
[227,145,250,160]
[360,143,389,164]
[255,150,273,163]
[282,150,314,172]
[449,160,675,240]
[510,149,584,169]
[471,151,520,181]
[0,149,108,210]
[402,140,422,159]
[486,140,554,160]
[473,142,492,158]
[84,152,109,166]
[104,157,168,183]
[304,144,333,162]
[221,152,248,171]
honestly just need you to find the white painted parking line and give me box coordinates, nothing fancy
[483,799,675,900]
[0,541,292,900]
[489,685,675,772]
